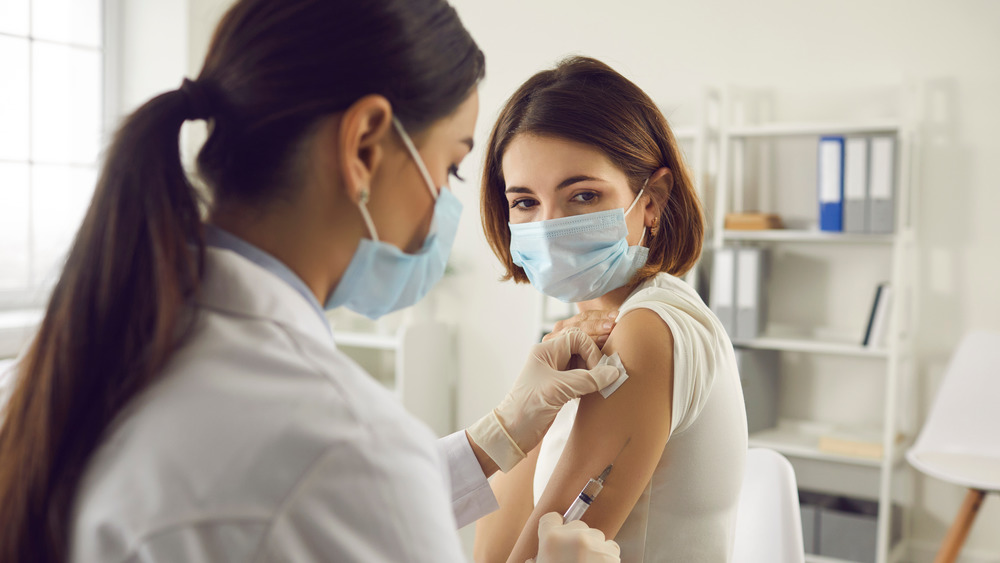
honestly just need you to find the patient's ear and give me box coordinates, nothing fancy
[645,167,673,229]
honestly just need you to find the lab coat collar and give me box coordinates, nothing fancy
[204,225,329,331]
[196,246,333,342]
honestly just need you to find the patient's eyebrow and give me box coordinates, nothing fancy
[556,175,602,189]
[505,175,604,195]
[505,186,533,194]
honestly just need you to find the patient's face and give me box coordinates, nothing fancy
[501,133,646,245]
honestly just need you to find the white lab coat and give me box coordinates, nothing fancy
[67,247,497,562]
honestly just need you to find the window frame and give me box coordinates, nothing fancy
[0,0,118,312]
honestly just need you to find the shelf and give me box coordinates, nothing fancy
[734,335,888,358]
[723,230,895,244]
[804,538,908,563]
[332,331,398,350]
[805,555,861,563]
[749,422,904,468]
[727,120,901,138]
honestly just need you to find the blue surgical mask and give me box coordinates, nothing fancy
[325,118,462,319]
[509,188,649,303]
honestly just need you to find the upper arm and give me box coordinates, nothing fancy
[505,308,675,562]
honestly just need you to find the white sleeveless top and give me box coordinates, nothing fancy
[533,273,748,562]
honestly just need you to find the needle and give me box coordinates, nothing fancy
[597,437,631,483]
[562,437,631,523]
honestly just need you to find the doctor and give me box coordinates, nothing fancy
[0,0,623,562]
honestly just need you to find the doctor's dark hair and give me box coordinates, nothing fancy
[481,56,703,283]
[0,1,484,561]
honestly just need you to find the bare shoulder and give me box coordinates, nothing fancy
[604,307,674,377]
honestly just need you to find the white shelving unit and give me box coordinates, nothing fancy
[328,311,457,437]
[710,86,920,563]
[674,90,720,294]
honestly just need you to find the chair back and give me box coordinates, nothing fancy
[732,448,805,563]
[911,331,1000,459]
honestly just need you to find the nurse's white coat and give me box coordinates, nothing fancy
[68,247,487,562]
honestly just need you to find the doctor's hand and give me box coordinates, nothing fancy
[543,309,618,349]
[466,328,619,473]
[527,512,621,563]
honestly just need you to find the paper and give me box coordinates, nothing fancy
[598,352,629,398]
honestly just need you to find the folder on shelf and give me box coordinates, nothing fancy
[818,136,845,232]
[868,135,896,234]
[843,137,869,233]
[710,247,737,336]
[735,247,767,341]
[862,283,892,348]
[735,348,779,434]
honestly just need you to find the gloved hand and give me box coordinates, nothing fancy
[527,512,621,563]
[467,328,619,472]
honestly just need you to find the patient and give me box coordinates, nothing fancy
[475,57,748,563]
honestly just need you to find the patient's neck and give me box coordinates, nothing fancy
[575,283,637,314]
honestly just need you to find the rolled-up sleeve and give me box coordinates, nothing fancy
[438,431,499,528]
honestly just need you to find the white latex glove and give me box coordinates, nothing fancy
[526,512,621,563]
[467,328,620,472]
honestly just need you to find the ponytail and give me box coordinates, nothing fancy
[0,85,205,562]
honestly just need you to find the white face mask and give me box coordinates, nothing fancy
[508,187,649,303]
[325,118,463,319]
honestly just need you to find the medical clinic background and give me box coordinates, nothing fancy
[1,0,998,561]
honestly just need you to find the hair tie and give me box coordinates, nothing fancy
[179,78,214,120]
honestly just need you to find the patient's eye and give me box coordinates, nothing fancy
[572,191,598,204]
[510,198,538,210]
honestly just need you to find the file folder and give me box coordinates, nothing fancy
[818,136,845,232]
[710,247,736,336]
[736,247,767,341]
[863,283,893,349]
[843,137,869,233]
[868,136,896,234]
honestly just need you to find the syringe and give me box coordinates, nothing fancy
[562,464,613,523]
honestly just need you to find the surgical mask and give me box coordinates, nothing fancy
[509,187,649,303]
[325,118,462,319]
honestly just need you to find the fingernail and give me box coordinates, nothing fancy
[607,311,618,319]
[602,322,614,330]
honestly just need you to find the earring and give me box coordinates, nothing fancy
[359,188,370,205]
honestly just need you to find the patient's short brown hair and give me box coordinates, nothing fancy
[481,56,704,284]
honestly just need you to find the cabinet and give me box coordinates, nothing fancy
[708,86,920,563]
[326,309,457,437]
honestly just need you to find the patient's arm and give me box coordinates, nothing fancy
[504,308,675,563]
[474,444,540,562]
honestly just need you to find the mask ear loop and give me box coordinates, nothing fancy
[627,177,650,246]
[357,188,380,242]
[392,117,440,201]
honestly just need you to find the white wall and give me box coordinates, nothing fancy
[113,0,188,117]
[179,0,1000,558]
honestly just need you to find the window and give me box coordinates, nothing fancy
[0,0,105,309]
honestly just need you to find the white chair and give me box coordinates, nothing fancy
[907,331,1000,563]
[732,448,805,563]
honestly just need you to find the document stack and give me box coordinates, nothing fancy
[710,246,768,341]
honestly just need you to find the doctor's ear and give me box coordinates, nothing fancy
[330,94,393,205]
